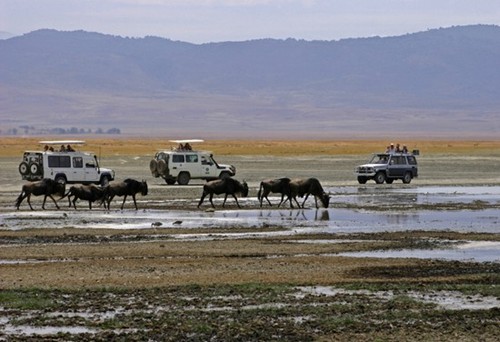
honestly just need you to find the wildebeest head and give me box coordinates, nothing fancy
[141,180,148,196]
[241,181,249,197]
[51,179,66,197]
[320,192,331,208]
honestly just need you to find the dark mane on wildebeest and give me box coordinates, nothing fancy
[288,178,330,209]
[198,178,249,209]
[62,184,107,210]
[15,178,66,210]
[257,177,292,208]
[104,178,148,210]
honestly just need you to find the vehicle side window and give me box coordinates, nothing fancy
[407,156,417,165]
[172,155,185,163]
[48,155,71,168]
[73,157,83,168]
[396,156,406,165]
[186,154,198,163]
[390,156,406,165]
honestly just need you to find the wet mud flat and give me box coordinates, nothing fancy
[1,154,500,340]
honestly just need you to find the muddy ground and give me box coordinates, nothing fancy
[1,152,499,341]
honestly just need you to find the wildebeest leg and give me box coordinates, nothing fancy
[132,194,138,210]
[222,194,229,207]
[301,193,311,208]
[47,195,60,209]
[264,190,273,207]
[26,194,35,210]
[120,195,128,210]
[232,194,241,208]
[72,197,78,210]
[107,195,115,210]
[88,200,92,210]
[15,192,27,210]
[292,196,301,209]
[314,196,319,209]
[209,193,215,208]
[197,192,207,208]
[277,193,287,207]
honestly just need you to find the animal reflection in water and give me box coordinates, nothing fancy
[259,209,330,221]
[105,179,148,210]
[198,178,249,209]
[15,178,66,210]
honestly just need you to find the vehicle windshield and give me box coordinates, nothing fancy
[369,154,390,164]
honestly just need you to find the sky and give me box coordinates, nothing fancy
[1,0,500,43]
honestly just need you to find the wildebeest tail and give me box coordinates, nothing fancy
[257,182,264,201]
[15,191,25,208]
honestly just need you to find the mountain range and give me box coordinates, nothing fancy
[1,25,499,139]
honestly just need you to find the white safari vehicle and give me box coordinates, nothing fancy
[18,140,115,186]
[149,139,236,185]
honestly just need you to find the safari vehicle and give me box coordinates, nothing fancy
[354,152,418,184]
[18,140,115,186]
[149,139,236,185]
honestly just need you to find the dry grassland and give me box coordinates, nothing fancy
[1,137,499,157]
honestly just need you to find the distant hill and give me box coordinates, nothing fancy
[1,25,499,139]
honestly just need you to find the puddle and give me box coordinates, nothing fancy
[337,241,500,263]
[3,207,498,233]
[2,324,99,335]
[297,286,500,310]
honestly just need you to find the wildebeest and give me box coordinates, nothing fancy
[104,178,148,210]
[198,178,249,209]
[257,177,292,208]
[287,178,330,209]
[15,178,66,210]
[63,184,107,210]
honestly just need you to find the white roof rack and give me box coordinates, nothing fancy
[39,140,86,145]
[169,139,204,144]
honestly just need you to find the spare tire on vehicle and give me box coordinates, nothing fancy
[19,162,29,175]
[149,159,158,174]
[29,162,41,175]
[157,159,167,173]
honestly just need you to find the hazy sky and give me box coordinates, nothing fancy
[1,0,499,43]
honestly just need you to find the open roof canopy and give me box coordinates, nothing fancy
[169,139,204,144]
[39,140,86,145]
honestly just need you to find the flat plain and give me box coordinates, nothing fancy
[1,138,499,341]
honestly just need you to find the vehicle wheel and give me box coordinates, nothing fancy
[100,175,110,187]
[374,172,386,184]
[219,171,231,179]
[177,172,190,185]
[165,178,176,185]
[402,172,412,184]
[357,176,367,184]
[157,159,167,173]
[149,159,158,174]
[19,162,29,175]
[29,162,41,175]
[55,175,67,185]
[385,179,394,184]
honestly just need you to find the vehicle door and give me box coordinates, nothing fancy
[170,154,185,177]
[83,156,99,182]
[387,155,406,177]
[71,156,86,181]
[184,153,202,177]
[200,154,217,177]
[407,156,418,177]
